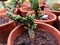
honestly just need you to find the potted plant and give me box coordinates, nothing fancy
[0,14,16,43]
[0,8,7,13]
[44,0,60,29]
[2,0,21,15]
[0,0,20,32]
[6,11,60,45]
[0,0,20,31]
[5,3,60,44]
[21,1,31,8]
[19,0,57,25]
[7,22,60,45]
[44,0,60,16]
[0,8,16,43]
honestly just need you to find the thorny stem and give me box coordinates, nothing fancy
[28,28,35,39]
[5,0,38,39]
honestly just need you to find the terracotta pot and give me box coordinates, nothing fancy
[0,8,16,32]
[20,8,57,25]
[0,8,7,13]
[44,3,60,16]
[34,11,57,25]
[58,16,60,30]
[44,10,60,16]
[7,22,60,45]
[0,14,16,32]
[0,8,18,15]
[22,2,31,8]
[20,7,34,17]
[20,2,32,17]
[44,10,60,28]
[0,14,16,43]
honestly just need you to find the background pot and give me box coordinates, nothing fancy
[0,8,7,13]
[34,11,57,25]
[53,3,60,11]
[20,7,34,17]
[20,8,57,25]
[0,13,16,43]
[7,22,60,45]
[44,9,60,29]
[21,2,31,8]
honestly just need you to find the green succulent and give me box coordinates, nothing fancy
[7,10,37,38]
[30,0,44,19]
[31,0,39,13]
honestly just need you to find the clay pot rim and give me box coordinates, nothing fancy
[0,20,14,27]
[21,2,31,7]
[20,7,57,22]
[53,3,60,6]
[7,22,60,45]
[34,11,57,22]
[22,2,31,6]
[45,10,60,13]
[58,16,60,21]
[0,14,15,27]
[20,7,31,12]
[20,7,56,21]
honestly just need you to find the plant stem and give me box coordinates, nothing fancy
[35,12,39,19]
[28,29,35,39]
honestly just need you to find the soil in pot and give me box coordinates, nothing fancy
[14,28,58,45]
[0,17,11,25]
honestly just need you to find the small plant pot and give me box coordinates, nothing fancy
[0,13,16,43]
[20,7,34,17]
[34,11,57,25]
[58,16,60,30]
[53,3,60,11]
[44,4,60,16]
[0,14,16,32]
[0,8,18,15]
[0,8,16,32]
[45,10,60,16]
[21,2,31,8]
[20,8,57,25]
[7,22,60,45]
[0,8,7,13]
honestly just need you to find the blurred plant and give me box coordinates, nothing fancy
[30,0,44,19]
[7,11,37,38]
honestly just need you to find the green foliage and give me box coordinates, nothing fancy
[38,13,44,19]
[5,0,38,39]
[30,0,44,19]
[7,11,37,38]
[31,0,39,13]
[29,0,33,3]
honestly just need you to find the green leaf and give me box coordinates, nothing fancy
[31,0,39,12]
[39,13,44,17]
[32,24,37,30]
